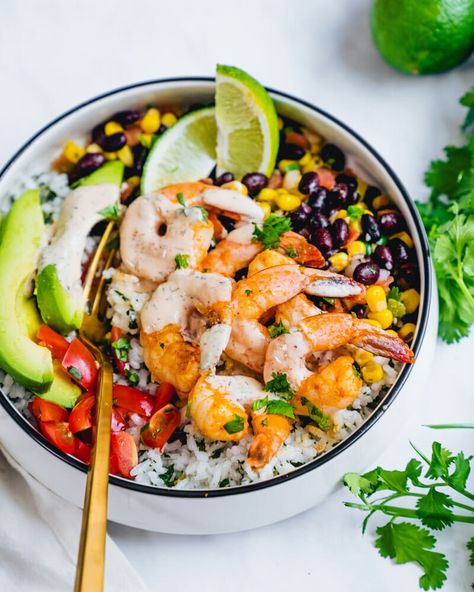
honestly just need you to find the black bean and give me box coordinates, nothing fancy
[157,124,167,134]
[308,187,328,210]
[241,172,268,196]
[131,144,148,176]
[113,110,141,126]
[219,215,236,232]
[361,214,381,242]
[398,263,420,288]
[298,172,320,195]
[92,123,106,146]
[389,238,410,264]
[215,172,234,186]
[373,244,394,271]
[69,153,105,184]
[379,211,405,234]
[279,143,305,160]
[351,304,366,318]
[320,143,346,171]
[298,227,311,240]
[331,218,349,247]
[346,186,360,206]
[290,203,312,230]
[353,261,380,285]
[309,211,329,231]
[328,183,349,208]
[335,173,357,189]
[311,227,333,254]
[101,132,127,152]
[364,185,382,203]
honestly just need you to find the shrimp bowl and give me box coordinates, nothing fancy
[0,70,437,534]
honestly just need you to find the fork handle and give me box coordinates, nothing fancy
[74,357,113,592]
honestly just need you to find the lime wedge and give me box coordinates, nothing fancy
[215,64,279,179]
[141,106,217,193]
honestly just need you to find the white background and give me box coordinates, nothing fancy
[1,1,473,590]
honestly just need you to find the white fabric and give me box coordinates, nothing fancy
[0,449,148,592]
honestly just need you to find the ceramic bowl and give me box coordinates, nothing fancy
[0,79,437,534]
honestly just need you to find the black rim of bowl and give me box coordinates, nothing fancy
[0,77,432,498]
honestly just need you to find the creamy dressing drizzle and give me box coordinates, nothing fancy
[202,189,264,221]
[205,374,265,406]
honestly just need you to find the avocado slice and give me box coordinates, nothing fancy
[36,161,124,333]
[0,190,53,392]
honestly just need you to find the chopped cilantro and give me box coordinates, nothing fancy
[245,289,253,296]
[175,253,190,269]
[125,370,139,386]
[176,192,186,207]
[251,397,269,411]
[285,247,298,258]
[268,321,290,338]
[301,397,330,430]
[264,372,295,401]
[387,286,401,301]
[160,465,176,487]
[252,213,292,249]
[97,201,121,222]
[219,478,230,488]
[224,414,245,434]
[112,336,131,362]
[266,399,295,419]
[352,363,361,379]
[347,205,365,220]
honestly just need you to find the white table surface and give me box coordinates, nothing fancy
[1,1,473,590]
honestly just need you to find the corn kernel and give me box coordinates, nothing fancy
[349,218,362,235]
[104,152,117,161]
[277,117,284,130]
[275,192,301,212]
[362,361,384,383]
[353,349,374,367]
[334,209,348,220]
[366,285,387,313]
[399,323,416,341]
[141,108,161,134]
[139,133,153,148]
[298,151,312,166]
[258,202,272,219]
[372,195,390,210]
[347,241,366,256]
[278,159,299,173]
[85,143,103,154]
[328,252,349,272]
[368,308,393,329]
[258,188,278,202]
[401,289,420,314]
[385,330,398,337]
[127,175,141,188]
[365,319,382,329]
[221,180,248,195]
[390,231,414,248]
[276,188,288,195]
[357,179,367,197]
[161,112,177,127]
[105,121,123,135]
[117,144,133,167]
[63,140,85,164]
[302,161,318,174]
[283,169,302,191]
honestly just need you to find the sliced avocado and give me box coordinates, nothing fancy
[0,190,53,392]
[36,161,124,333]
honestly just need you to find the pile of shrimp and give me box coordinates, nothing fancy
[117,182,415,472]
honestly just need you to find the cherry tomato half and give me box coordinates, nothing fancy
[111,407,127,432]
[74,438,91,464]
[111,432,138,478]
[153,382,175,413]
[39,421,75,455]
[61,338,98,391]
[141,404,181,450]
[69,395,95,433]
[30,397,68,423]
[36,324,70,360]
[113,385,154,417]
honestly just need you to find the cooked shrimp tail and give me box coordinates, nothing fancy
[247,413,291,470]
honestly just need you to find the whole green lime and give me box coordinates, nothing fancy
[371,0,474,74]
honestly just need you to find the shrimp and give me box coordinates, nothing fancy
[188,373,290,469]
[226,265,365,372]
[120,182,263,283]
[264,312,415,417]
[140,269,233,397]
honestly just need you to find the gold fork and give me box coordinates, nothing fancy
[74,221,115,592]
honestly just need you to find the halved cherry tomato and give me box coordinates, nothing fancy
[74,438,91,464]
[36,324,70,360]
[61,338,98,391]
[111,432,138,478]
[69,395,95,433]
[109,450,120,475]
[39,421,75,455]
[111,327,126,375]
[317,168,336,189]
[111,407,127,432]
[113,385,154,417]
[141,404,181,449]
[30,397,68,422]
[153,382,175,413]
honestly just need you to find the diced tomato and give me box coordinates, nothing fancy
[74,438,91,464]
[111,327,126,375]
[141,404,181,450]
[69,395,95,433]
[61,338,98,391]
[39,421,75,455]
[30,397,68,422]
[317,168,336,190]
[36,324,70,360]
[153,382,175,413]
[285,130,308,149]
[109,450,120,475]
[345,227,361,246]
[111,407,127,432]
[111,432,138,478]
[113,385,154,417]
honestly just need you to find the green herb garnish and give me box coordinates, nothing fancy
[112,336,131,362]
[160,465,176,487]
[347,205,365,220]
[301,397,330,430]
[176,192,186,207]
[97,201,121,222]
[263,372,295,401]
[175,254,190,269]
[265,399,295,419]
[286,247,298,258]
[251,397,269,411]
[268,321,289,338]
[387,286,401,301]
[125,370,139,386]
[224,414,245,434]
[245,289,253,296]
[252,213,292,249]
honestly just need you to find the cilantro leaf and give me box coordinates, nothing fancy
[405,458,423,485]
[375,522,448,591]
[125,369,139,386]
[252,213,292,249]
[300,396,330,430]
[176,192,186,207]
[160,464,177,487]
[264,372,295,401]
[97,201,121,222]
[447,451,471,492]
[343,472,375,497]
[112,336,131,362]
[347,205,365,220]
[175,253,190,269]
[387,286,401,301]
[251,397,268,411]
[416,488,454,530]
[425,442,454,480]
[268,321,289,338]
[265,399,295,418]
[224,414,245,434]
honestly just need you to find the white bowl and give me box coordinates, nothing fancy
[0,79,437,534]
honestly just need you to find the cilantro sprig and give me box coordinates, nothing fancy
[416,87,474,343]
[252,213,292,249]
[343,439,474,590]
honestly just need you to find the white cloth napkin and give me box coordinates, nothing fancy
[0,448,149,592]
